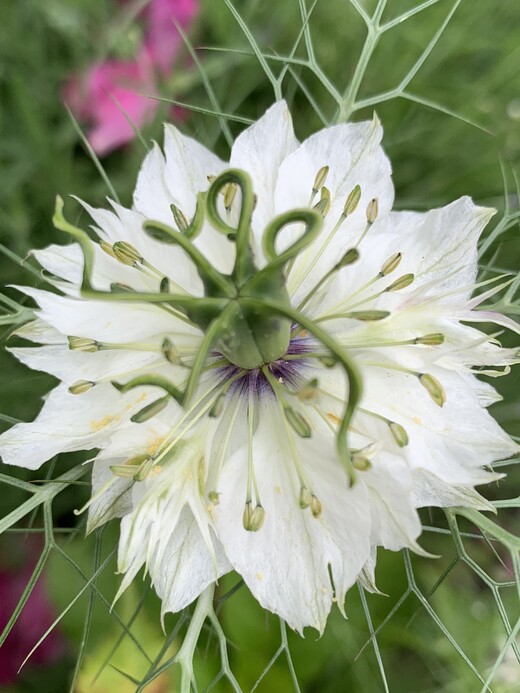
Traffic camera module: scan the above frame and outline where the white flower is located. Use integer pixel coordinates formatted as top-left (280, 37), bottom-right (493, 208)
top-left (1, 102), bottom-right (518, 634)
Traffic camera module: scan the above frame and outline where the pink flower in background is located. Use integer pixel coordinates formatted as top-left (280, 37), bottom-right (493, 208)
top-left (64, 0), bottom-right (198, 157)
top-left (0, 540), bottom-right (66, 684)
top-left (142, 0), bottom-right (198, 73)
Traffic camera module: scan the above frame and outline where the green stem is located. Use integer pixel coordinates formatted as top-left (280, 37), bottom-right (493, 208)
top-left (206, 169), bottom-right (256, 286)
top-left (174, 584), bottom-right (215, 693)
top-left (143, 219), bottom-right (233, 296)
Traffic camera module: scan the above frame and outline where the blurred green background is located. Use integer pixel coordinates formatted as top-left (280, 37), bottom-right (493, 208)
top-left (0, 0), bottom-right (519, 691)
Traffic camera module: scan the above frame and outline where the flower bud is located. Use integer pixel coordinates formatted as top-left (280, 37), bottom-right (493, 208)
top-left (112, 241), bottom-right (143, 267)
top-left (418, 373), bottom-right (446, 407)
top-left (68, 380), bottom-right (95, 395)
top-left (386, 273), bottom-right (414, 292)
top-left (343, 185), bottom-right (361, 217)
top-left (380, 252), bottom-right (402, 276)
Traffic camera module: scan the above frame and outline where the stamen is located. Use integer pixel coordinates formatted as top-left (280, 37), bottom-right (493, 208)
top-left (299, 486), bottom-right (312, 509)
top-left (284, 405), bottom-right (312, 438)
top-left (131, 395), bottom-right (170, 423)
top-left (418, 373), bottom-right (446, 407)
top-left (310, 495), bottom-right (322, 518)
top-left (343, 185), bottom-right (361, 218)
top-left (161, 337), bottom-right (183, 365)
top-left (170, 203), bottom-right (189, 233)
top-left (357, 406), bottom-right (410, 448)
top-left (296, 378), bottom-right (319, 401)
top-left (68, 380), bottom-right (95, 394)
top-left (385, 273), bottom-right (414, 292)
top-left (68, 336), bottom-right (99, 352)
top-left (380, 252), bottom-right (402, 276)
top-left (112, 241), bottom-right (143, 267)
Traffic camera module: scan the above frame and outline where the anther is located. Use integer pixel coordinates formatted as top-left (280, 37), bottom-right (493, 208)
top-left (385, 273), bottom-right (414, 292)
top-left (318, 353), bottom-right (336, 368)
top-left (297, 378), bottom-right (319, 402)
top-left (209, 392), bottom-right (226, 418)
top-left (160, 276), bottom-right (170, 293)
top-left (299, 486), bottom-right (312, 509)
top-left (418, 373), bottom-right (446, 407)
top-left (414, 333), bottom-right (445, 346)
top-left (131, 396), bottom-right (169, 423)
top-left (242, 501), bottom-right (253, 531)
top-left (223, 183), bottom-right (238, 211)
top-left (68, 380), bottom-right (95, 394)
top-left (284, 406), bottom-right (312, 438)
top-left (208, 491), bottom-right (220, 505)
top-left (342, 185), bottom-right (361, 218)
top-left (110, 282), bottom-right (135, 293)
top-left (346, 310), bottom-right (390, 321)
top-left (310, 495), bottom-right (322, 518)
top-left (170, 203), bottom-right (189, 233)
top-left (68, 336), bottom-right (99, 352)
top-left (99, 240), bottom-right (117, 258)
top-left (161, 337), bottom-right (182, 365)
top-left (366, 198), bottom-right (379, 224)
top-left (112, 241), bottom-right (143, 267)
top-left (312, 165), bottom-right (329, 195)
top-left (250, 505), bottom-right (265, 531)
top-left (335, 247), bottom-right (360, 269)
top-left (380, 252), bottom-right (402, 276)
top-left (388, 421), bottom-right (409, 447)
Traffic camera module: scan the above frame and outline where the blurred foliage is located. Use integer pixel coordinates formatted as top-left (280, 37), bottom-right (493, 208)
top-left (0, 0), bottom-right (519, 691)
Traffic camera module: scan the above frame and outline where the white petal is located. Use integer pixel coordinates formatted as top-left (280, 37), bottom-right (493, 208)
top-left (87, 456), bottom-right (134, 532)
top-left (9, 344), bottom-right (161, 385)
top-left (153, 508), bottom-right (230, 617)
top-left (412, 469), bottom-right (495, 512)
top-left (363, 455), bottom-right (422, 551)
top-left (0, 383), bottom-right (157, 469)
top-left (214, 409), bottom-right (371, 634)
top-left (275, 116), bottom-right (394, 303)
top-left (230, 101), bottom-right (298, 240)
top-left (15, 286), bottom-right (184, 342)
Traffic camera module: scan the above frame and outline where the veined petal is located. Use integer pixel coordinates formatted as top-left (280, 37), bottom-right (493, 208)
top-left (215, 409), bottom-right (371, 634)
top-left (0, 382), bottom-right (157, 469)
top-left (231, 100), bottom-right (298, 243)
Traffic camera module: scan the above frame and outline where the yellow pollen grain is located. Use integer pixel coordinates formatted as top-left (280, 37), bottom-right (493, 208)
top-left (413, 416), bottom-right (422, 425)
top-left (90, 415), bottom-right (115, 431)
top-left (332, 597), bottom-right (337, 603)
top-left (275, 485), bottom-right (282, 495)
top-left (327, 412), bottom-right (341, 426)
top-left (256, 572), bottom-right (264, 581)
top-left (151, 465), bottom-right (162, 477)
top-left (322, 587), bottom-right (328, 594)
top-left (299, 330), bottom-right (309, 338)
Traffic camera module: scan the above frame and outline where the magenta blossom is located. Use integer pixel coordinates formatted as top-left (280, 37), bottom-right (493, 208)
top-left (0, 540), bottom-right (66, 684)
top-left (64, 0), bottom-right (198, 156)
